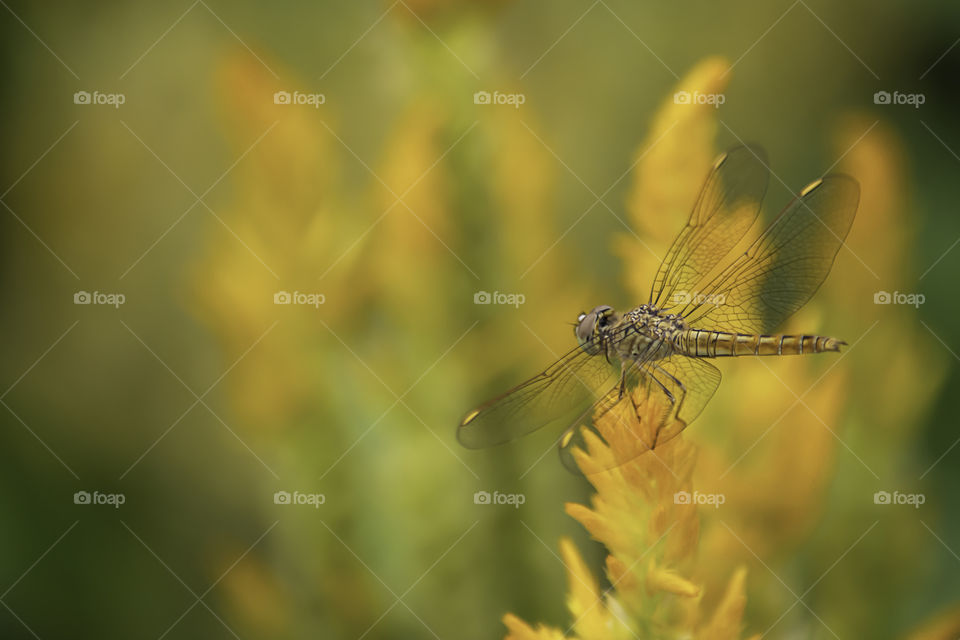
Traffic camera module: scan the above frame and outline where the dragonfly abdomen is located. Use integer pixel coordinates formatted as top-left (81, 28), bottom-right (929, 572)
top-left (675, 329), bottom-right (844, 357)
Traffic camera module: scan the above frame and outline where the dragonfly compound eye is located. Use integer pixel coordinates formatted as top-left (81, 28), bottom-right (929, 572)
top-left (574, 305), bottom-right (614, 355)
top-left (575, 311), bottom-right (598, 349)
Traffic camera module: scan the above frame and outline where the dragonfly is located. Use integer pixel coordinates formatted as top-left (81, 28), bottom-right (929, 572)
top-left (458, 145), bottom-right (859, 472)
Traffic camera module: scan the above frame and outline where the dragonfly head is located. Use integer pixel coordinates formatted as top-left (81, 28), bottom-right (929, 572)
top-left (575, 305), bottom-right (617, 354)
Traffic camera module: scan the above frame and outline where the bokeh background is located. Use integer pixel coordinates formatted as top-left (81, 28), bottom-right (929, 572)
top-left (1, 1), bottom-right (959, 638)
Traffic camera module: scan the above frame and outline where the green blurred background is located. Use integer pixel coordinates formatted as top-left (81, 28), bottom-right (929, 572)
top-left (1, 1), bottom-right (959, 638)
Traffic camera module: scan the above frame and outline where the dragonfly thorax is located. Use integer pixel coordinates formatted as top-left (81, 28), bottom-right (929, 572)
top-left (574, 303), bottom-right (688, 362)
top-left (625, 305), bottom-right (687, 335)
top-left (613, 305), bottom-right (689, 362)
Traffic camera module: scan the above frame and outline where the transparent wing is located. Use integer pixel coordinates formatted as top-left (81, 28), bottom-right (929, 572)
top-left (558, 355), bottom-right (721, 474)
top-left (457, 338), bottom-right (620, 449)
top-left (649, 145), bottom-right (770, 310)
top-left (557, 383), bottom-right (629, 473)
top-left (679, 175), bottom-right (860, 333)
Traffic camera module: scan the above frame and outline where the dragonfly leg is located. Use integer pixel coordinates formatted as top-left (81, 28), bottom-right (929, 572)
top-left (618, 359), bottom-right (644, 400)
top-left (651, 362), bottom-right (686, 394)
top-left (644, 365), bottom-right (676, 405)
top-left (650, 362), bottom-right (688, 416)
top-left (643, 363), bottom-right (696, 448)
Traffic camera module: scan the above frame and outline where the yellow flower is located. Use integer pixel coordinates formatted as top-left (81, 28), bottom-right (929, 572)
top-left (505, 379), bottom-right (753, 639)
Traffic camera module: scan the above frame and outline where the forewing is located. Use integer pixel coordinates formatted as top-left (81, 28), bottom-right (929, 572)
top-left (457, 341), bottom-right (618, 449)
top-left (680, 175), bottom-right (859, 333)
top-left (650, 145), bottom-right (770, 310)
